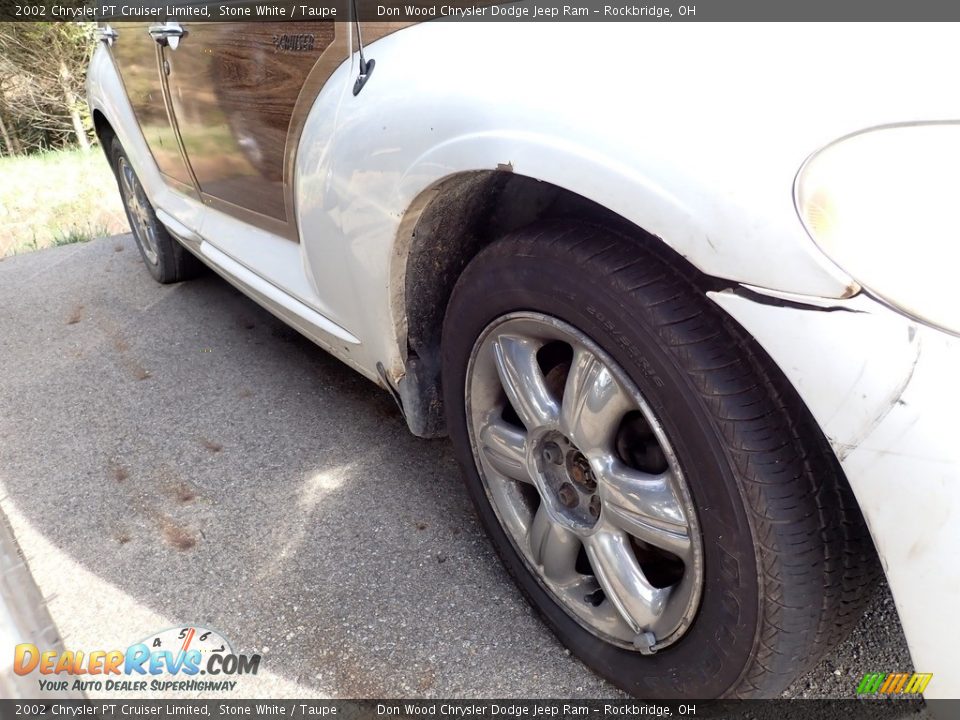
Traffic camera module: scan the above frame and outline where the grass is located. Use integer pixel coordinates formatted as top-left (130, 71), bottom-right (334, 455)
top-left (0, 148), bottom-right (129, 258)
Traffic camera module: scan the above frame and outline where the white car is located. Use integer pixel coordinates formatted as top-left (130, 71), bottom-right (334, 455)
top-left (86, 18), bottom-right (959, 699)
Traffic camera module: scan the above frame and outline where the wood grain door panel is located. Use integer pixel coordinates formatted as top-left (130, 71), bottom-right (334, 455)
top-left (109, 22), bottom-right (195, 192)
top-left (164, 22), bottom-right (343, 234)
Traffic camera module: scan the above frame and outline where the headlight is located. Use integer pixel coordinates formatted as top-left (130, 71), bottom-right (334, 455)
top-left (795, 123), bottom-right (960, 335)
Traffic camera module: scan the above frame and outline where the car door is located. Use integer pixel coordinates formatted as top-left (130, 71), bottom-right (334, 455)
top-left (156, 15), bottom-right (349, 240)
top-left (108, 22), bottom-right (197, 196)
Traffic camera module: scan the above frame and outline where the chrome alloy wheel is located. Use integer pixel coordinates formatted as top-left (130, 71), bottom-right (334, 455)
top-left (466, 313), bottom-right (703, 653)
top-left (117, 156), bottom-right (160, 266)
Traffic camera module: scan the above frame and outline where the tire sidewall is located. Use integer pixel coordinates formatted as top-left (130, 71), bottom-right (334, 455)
top-left (109, 138), bottom-right (167, 281)
top-left (442, 242), bottom-right (762, 699)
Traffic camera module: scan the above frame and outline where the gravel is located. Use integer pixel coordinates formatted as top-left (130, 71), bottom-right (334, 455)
top-left (0, 236), bottom-right (916, 701)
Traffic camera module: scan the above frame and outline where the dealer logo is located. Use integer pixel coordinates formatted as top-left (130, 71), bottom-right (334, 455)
top-left (856, 672), bottom-right (932, 696)
top-left (14, 625), bottom-right (261, 693)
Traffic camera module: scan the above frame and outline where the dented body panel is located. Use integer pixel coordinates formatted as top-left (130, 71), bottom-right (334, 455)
top-left (838, 326), bottom-right (960, 700)
top-left (713, 291), bottom-right (960, 698)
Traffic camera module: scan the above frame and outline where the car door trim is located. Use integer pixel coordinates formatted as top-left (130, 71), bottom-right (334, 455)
top-left (198, 241), bottom-right (361, 345)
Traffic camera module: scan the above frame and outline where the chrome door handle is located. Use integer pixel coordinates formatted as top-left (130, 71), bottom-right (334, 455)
top-left (97, 24), bottom-right (119, 46)
top-left (148, 23), bottom-right (185, 49)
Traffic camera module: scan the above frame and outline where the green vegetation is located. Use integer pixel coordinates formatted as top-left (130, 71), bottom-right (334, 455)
top-left (0, 22), bottom-right (95, 155)
top-left (0, 148), bottom-right (128, 257)
top-left (0, 23), bottom-right (118, 256)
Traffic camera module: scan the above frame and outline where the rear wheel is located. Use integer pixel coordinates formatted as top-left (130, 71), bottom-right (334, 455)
top-left (441, 221), bottom-right (877, 698)
top-left (109, 136), bottom-right (203, 284)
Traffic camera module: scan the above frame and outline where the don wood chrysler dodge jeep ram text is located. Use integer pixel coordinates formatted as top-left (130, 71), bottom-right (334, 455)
top-left (86, 18), bottom-right (960, 699)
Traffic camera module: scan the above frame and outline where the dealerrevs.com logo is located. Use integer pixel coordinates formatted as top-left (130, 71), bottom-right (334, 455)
top-left (14, 625), bottom-right (261, 693)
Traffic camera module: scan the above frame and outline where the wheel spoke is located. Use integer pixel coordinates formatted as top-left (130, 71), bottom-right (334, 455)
top-left (491, 333), bottom-right (559, 431)
top-left (529, 504), bottom-right (581, 583)
top-left (584, 528), bottom-right (669, 633)
top-left (596, 459), bottom-right (691, 557)
top-left (560, 346), bottom-right (633, 453)
top-left (479, 419), bottom-right (531, 483)
top-left (486, 478), bottom-right (535, 542)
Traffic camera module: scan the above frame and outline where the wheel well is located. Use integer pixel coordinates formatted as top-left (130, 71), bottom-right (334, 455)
top-left (92, 110), bottom-right (115, 158)
top-left (397, 170), bottom-right (703, 438)
top-left (395, 170), bottom-right (880, 604)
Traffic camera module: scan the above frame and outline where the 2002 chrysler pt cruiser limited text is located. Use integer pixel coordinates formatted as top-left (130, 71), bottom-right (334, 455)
top-left (86, 17), bottom-right (960, 698)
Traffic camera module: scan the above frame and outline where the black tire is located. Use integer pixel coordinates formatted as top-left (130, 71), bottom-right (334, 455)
top-left (441, 221), bottom-right (878, 699)
top-left (109, 136), bottom-right (204, 284)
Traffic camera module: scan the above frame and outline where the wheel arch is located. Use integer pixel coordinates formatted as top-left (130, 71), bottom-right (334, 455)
top-left (390, 174), bottom-right (886, 653)
top-left (391, 169), bottom-right (710, 439)
top-left (92, 109), bottom-right (114, 145)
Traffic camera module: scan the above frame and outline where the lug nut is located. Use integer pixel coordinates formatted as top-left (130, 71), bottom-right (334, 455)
top-left (557, 482), bottom-right (579, 508)
top-left (542, 441), bottom-right (563, 465)
top-left (571, 454), bottom-right (597, 491)
top-left (589, 495), bottom-right (601, 518)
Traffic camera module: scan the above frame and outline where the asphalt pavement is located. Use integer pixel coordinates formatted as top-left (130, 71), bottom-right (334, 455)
top-left (0, 235), bottom-right (916, 701)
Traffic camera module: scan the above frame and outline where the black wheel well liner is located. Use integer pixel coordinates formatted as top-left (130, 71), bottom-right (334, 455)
top-left (91, 109), bottom-right (116, 159)
top-left (397, 170), bottom-right (705, 438)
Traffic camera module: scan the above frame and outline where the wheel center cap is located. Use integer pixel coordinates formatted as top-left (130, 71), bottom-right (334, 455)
top-left (536, 433), bottom-right (601, 531)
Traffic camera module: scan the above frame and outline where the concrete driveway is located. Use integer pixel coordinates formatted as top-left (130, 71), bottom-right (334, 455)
top-left (0, 235), bottom-right (914, 700)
